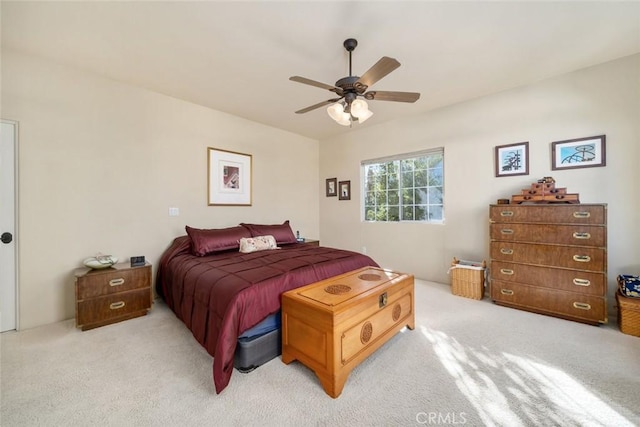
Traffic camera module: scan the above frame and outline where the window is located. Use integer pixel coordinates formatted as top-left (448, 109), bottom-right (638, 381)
top-left (362, 148), bottom-right (444, 222)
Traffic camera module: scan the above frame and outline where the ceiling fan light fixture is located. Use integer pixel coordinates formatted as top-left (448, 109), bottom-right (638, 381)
top-left (350, 99), bottom-right (369, 118)
top-left (356, 108), bottom-right (373, 123)
top-left (336, 113), bottom-right (351, 126)
top-left (327, 102), bottom-right (345, 121)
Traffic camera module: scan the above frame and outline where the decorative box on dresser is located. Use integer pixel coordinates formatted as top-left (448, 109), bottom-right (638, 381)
top-left (489, 204), bottom-right (607, 325)
top-left (75, 262), bottom-right (152, 331)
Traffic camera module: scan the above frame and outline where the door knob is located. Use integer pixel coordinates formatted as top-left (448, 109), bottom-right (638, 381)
top-left (1, 232), bottom-right (13, 244)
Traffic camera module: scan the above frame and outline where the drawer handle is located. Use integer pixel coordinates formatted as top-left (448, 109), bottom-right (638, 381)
top-left (573, 211), bottom-right (591, 218)
top-left (572, 232), bottom-right (591, 239)
top-left (110, 301), bottom-right (126, 310)
top-left (500, 268), bottom-right (514, 275)
top-left (109, 278), bottom-right (125, 286)
top-left (501, 289), bottom-right (514, 296)
top-left (500, 229), bottom-right (514, 235)
top-left (573, 255), bottom-right (591, 263)
top-left (573, 278), bottom-right (591, 287)
top-left (500, 248), bottom-right (514, 255)
top-left (555, 195), bottom-right (565, 200)
top-left (573, 302), bottom-right (591, 310)
top-left (500, 211), bottom-right (514, 217)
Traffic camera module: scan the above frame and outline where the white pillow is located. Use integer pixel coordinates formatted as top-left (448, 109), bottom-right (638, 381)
top-left (239, 235), bottom-right (279, 253)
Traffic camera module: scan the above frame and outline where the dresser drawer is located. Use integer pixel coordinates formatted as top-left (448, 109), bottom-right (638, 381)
top-left (490, 204), bottom-right (606, 225)
top-left (490, 241), bottom-right (606, 272)
top-left (490, 261), bottom-right (606, 296)
top-left (76, 288), bottom-right (151, 327)
top-left (76, 265), bottom-right (151, 299)
top-left (490, 223), bottom-right (606, 247)
top-left (491, 280), bottom-right (606, 324)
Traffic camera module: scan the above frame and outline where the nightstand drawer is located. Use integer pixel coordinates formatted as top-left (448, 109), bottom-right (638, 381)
top-left (76, 265), bottom-right (151, 299)
top-left (76, 288), bottom-right (151, 327)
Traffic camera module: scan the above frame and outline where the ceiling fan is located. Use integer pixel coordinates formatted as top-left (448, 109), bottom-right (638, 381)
top-left (290, 38), bottom-right (420, 126)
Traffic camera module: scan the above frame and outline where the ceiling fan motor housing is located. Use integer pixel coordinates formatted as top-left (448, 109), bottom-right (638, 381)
top-left (335, 76), bottom-right (362, 93)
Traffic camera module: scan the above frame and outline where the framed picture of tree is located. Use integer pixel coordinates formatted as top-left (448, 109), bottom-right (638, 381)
top-left (495, 142), bottom-right (529, 177)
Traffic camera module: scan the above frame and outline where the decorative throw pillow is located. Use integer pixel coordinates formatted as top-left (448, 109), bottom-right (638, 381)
top-left (185, 225), bottom-right (251, 256)
top-left (240, 220), bottom-right (297, 245)
top-left (239, 235), bottom-right (279, 253)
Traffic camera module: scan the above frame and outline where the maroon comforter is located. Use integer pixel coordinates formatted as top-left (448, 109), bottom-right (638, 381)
top-left (156, 236), bottom-right (378, 393)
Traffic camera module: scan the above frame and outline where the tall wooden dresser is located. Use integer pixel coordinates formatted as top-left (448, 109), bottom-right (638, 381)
top-left (489, 204), bottom-right (607, 325)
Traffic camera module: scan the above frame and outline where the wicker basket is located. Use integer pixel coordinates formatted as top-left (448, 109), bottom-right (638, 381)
top-left (616, 292), bottom-right (640, 337)
top-left (450, 258), bottom-right (486, 300)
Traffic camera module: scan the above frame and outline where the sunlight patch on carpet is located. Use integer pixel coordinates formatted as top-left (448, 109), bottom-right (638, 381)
top-left (420, 325), bottom-right (634, 426)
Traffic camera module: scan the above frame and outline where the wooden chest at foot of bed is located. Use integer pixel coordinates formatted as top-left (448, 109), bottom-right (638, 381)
top-left (281, 267), bottom-right (414, 398)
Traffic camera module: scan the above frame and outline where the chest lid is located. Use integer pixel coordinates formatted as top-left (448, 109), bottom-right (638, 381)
top-left (294, 267), bottom-right (402, 307)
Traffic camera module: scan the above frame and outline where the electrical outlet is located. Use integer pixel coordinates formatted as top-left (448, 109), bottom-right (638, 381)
top-left (168, 207), bottom-right (179, 217)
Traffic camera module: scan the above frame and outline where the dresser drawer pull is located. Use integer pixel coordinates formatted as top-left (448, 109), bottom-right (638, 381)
top-left (500, 289), bottom-right (514, 296)
top-left (500, 248), bottom-right (514, 255)
top-left (573, 302), bottom-right (591, 310)
top-left (500, 211), bottom-right (514, 217)
top-left (573, 211), bottom-right (591, 218)
top-left (109, 278), bottom-right (125, 287)
top-left (572, 232), bottom-right (591, 240)
top-left (500, 229), bottom-right (514, 235)
top-left (109, 301), bottom-right (126, 310)
top-left (573, 278), bottom-right (591, 287)
top-left (500, 269), bottom-right (514, 275)
top-left (573, 255), bottom-right (591, 263)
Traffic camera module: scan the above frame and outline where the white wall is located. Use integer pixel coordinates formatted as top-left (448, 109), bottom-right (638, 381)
top-left (319, 54), bottom-right (640, 312)
top-left (2, 50), bottom-right (319, 329)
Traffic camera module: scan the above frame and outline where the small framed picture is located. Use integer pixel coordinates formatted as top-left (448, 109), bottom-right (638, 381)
top-left (551, 135), bottom-right (606, 170)
top-left (338, 180), bottom-right (351, 200)
top-left (326, 178), bottom-right (337, 197)
top-left (495, 142), bottom-right (529, 177)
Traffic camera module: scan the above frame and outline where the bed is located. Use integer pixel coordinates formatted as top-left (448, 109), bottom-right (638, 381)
top-left (155, 221), bottom-right (378, 393)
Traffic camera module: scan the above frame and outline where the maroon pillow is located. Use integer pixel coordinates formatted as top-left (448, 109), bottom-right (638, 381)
top-left (240, 220), bottom-right (297, 245)
top-left (185, 225), bottom-right (251, 256)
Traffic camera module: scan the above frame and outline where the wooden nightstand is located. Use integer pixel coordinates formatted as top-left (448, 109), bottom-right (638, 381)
top-left (75, 262), bottom-right (152, 331)
top-left (299, 239), bottom-right (319, 246)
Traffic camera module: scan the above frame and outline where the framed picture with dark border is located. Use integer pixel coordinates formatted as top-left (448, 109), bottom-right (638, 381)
top-left (551, 135), bottom-right (606, 170)
top-left (326, 178), bottom-right (337, 197)
top-left (338, 180), bottom-right (351, 200)
top-left (495, 142), bottom-right (529, 177)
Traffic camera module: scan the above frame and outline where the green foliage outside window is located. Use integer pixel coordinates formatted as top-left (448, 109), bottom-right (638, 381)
top-left (364, 151), bottom-right (443, 222)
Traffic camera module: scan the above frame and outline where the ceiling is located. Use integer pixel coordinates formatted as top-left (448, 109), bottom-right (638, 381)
top-left (2, 1), bottom-right (640, 141)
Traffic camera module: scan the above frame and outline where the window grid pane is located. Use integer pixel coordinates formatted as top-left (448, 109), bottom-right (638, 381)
top-left (363, 151), bottom-right (444, 223)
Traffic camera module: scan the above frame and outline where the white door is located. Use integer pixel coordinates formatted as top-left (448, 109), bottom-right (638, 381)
top-left (1, 120), bottom-right (17, 332)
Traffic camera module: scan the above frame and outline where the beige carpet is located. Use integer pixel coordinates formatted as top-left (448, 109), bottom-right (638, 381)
top-left (2, 279), bottom-right (639, 426)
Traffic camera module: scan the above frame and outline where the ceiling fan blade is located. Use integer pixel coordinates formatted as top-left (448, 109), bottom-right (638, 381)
top-left (295, 98), bottom-right (341, 114)
top-left (355, 57), bottom-right (401, 91)
top-left (290, 76), bottom-right (342, 94)
top-left (364, 91), bottom-right (421, 103)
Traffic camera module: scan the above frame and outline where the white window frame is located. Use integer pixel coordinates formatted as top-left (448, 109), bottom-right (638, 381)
top-left (361, 148), bottom-right (444, 223)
